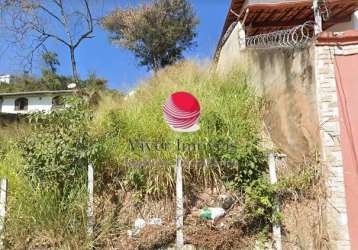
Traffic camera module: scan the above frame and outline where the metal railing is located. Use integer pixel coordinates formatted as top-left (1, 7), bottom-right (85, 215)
top-left (246, 21), bottom-right (315, 49)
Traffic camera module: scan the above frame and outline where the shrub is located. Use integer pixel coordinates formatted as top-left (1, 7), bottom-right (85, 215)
top-left (0, 99), bottom-right (91, 248)
top-left (244, 177), bottom-right (282, 232)
top-left (19, 97), bottom-right (102, 192)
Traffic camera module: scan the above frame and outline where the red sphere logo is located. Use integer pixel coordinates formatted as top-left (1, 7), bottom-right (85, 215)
top-left (163, 91), bottom-right (201, 132)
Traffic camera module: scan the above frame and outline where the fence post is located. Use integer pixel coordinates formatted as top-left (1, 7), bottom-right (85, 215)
top-left (0, 179), bottom-right (8, 250)
top-left (313, 0), bottom-right (322, 35)
top-left (176, 157), bottom-right (184, 249)
top-left (87, 164), bottom-right (94, 239)
top-left (268, 153), bottom-right (282, 250)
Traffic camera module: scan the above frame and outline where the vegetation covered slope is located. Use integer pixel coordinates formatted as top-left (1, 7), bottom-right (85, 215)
top-left (95, 62), bottom-right (266, 198)
top-left (0, 62), bottom-right (322, 249)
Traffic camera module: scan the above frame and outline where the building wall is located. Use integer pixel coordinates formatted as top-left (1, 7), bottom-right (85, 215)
top-left (1, 95), bottom-right (54, 113)
top-left (0, 75), bottom-right (13, 84)
top-left (328, 22), bottom-right (355, 32)
top-left (217, 24), bottom-right (320, 164)
top-left (216, 20), bottom-right (355, 249)
top-left (327, 11), bottom-right (358, 32)
top-left (0, 113), bottom-right (25, 126)
top-left (216, 22), bottom-right (245, 74)
top-left (246, 47), bottom-right (320, 164)
top-left (315, 44), bottom-right (358, 250)
top-left (335, 53), bottom-right (358, 250)
top-left (244, 0), bottom-right (310, 5)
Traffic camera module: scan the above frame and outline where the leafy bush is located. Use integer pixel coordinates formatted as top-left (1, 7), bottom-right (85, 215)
top-left (243, 158), bottom-right (320, 234)
top-left (19, 97), bottom-right (102, 191)
top-left (244, 177), bottom-right (282, 231)
top-left (0, 99), bottom-right (92, 248)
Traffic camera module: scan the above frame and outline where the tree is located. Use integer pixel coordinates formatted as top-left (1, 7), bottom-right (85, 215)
top-left (42, 51), bottom-right (60, 74)
top-left (102, 0), bottom-right (198, 72)
top-left (0, 0), bottom-right (96, 82)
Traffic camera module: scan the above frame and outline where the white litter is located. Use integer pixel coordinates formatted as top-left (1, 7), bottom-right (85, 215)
top-left (129, 217), bottom-right (163, 237)
top-left (134, 218), bottom-right (146, 230)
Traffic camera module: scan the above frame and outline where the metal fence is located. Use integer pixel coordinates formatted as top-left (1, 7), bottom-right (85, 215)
top-left (246, 21), bottom-right (315, 49)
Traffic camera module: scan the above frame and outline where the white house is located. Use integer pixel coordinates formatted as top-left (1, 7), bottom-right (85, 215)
top-left (0, 90), bottom-right (74, 114)
top-left (0, 75), bottom-right (14, 84)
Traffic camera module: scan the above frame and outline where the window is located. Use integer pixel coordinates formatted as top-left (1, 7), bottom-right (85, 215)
top-left (52, 96), bottom-right (64, 109)
top-left (14, 97), bottom-right (28, 111)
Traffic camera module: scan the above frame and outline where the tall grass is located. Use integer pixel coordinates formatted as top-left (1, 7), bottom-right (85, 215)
top-left (0, 111), bottom-right (90, 249)
top-left (0, 61), bottom-right (267, 248)
top-left (0, 144), bottom-right (89, 249)
top-left (94, 61), bottom-right (266, 198)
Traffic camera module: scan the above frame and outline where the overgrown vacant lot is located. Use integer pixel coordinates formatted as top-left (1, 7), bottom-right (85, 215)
top-left (0, 62), bottom-right (324, 249)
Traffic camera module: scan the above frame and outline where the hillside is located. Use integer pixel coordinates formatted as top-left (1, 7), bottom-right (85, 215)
top-left (0, 62), bottom-right (325, 249)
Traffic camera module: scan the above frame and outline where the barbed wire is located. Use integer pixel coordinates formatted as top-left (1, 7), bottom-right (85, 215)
top-left (246, 21), bottom-right (315, 49)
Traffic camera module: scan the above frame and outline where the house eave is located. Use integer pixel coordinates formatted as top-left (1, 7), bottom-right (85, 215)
top-left (214, 0), bottom-right (358, 61)
top-left (0, 90), bottom-right (75, 98)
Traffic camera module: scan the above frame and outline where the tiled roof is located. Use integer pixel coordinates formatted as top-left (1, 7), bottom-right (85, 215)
top-left (215, 0), bottom-right (358, 58)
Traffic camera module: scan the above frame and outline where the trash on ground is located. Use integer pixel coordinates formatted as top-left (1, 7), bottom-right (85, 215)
top-left (148, 218), bottom-right (162, 225)
top-left (129, 217), bottom-right (163, 237)
top-left (199, 207), bottom-right (225, 221)
top-left (134, 218), bottom-right (146, 230)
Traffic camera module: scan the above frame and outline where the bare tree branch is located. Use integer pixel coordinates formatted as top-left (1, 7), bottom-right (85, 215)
top-left (31, 24), bottom-right (71, 47)
top-left (25, 34), bottom-right (49, 72)
top-left (36, 4), bottom-right (64, 26)
top-left (57, 0), bottom-right (74, 45)
top-left (0, 0), bottom-right (99, 81)
top-left (73, 0), bottom-right (94, 49)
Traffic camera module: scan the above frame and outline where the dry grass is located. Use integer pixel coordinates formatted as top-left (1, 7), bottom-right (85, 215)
top-left (0, 60), bottom-right (330, 249)
top-left (277, 152), bottom-right (331, 250)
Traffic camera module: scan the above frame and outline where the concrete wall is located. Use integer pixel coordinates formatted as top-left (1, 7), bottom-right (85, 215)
top-left (217, 24), bottom-right (320, 163)
top-left (244, 0), bottom-right (308, 4)
top-left (327, 11), bottom-right (358, 32)
top-left (1, 95), bottom-right (54, 114)
top-left (328, 22), bottom-right (355, 32)
top-left (247, 48), bottom-right (320, 163)
top-left (216, 23), bottom-right (245, 74)
top-left (0, 75), bottom-right (13, 84)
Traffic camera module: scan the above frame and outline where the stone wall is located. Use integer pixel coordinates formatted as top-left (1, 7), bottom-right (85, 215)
top-left (314, 44), bottom-right (358, 250)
